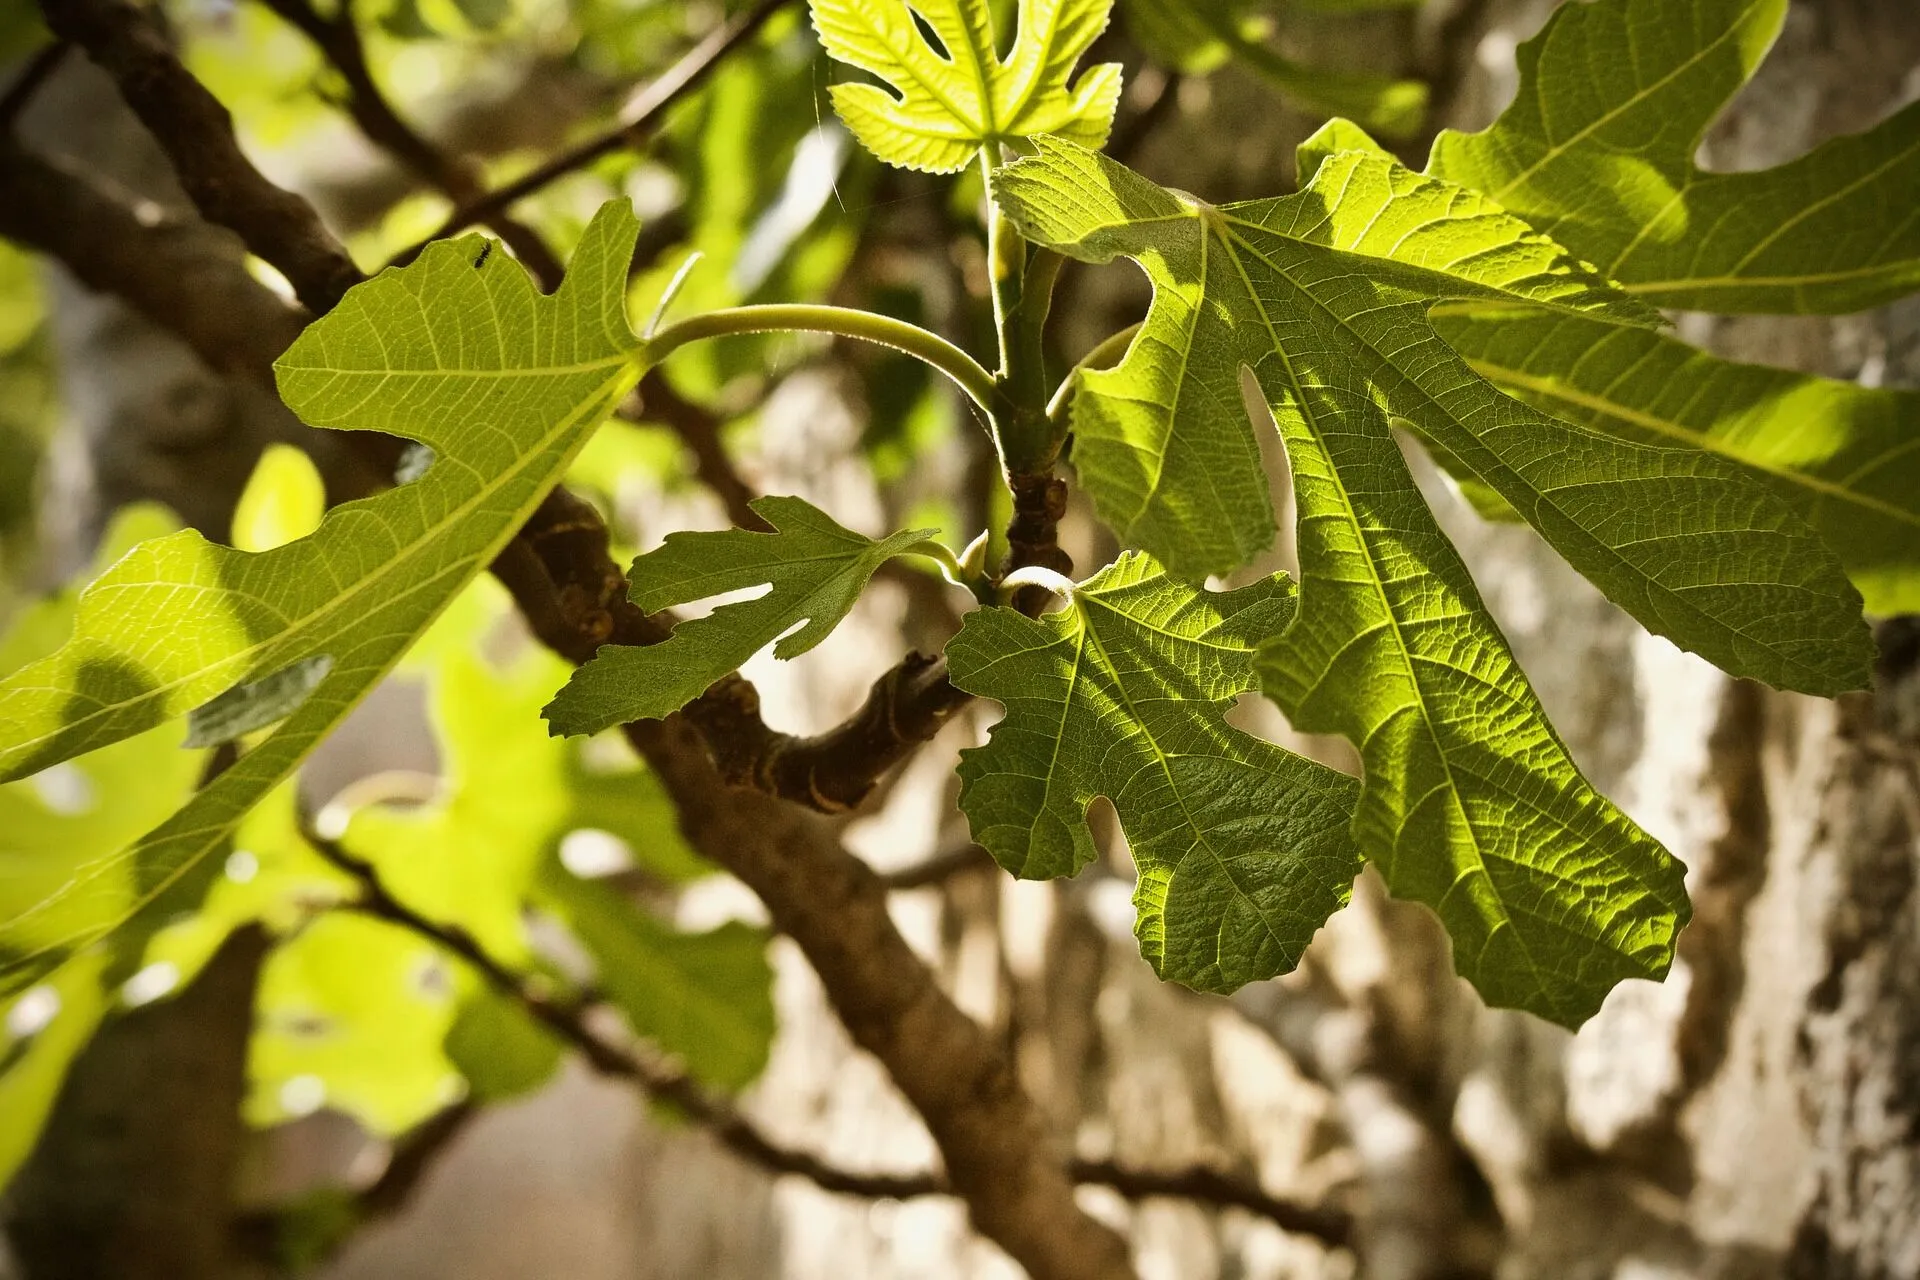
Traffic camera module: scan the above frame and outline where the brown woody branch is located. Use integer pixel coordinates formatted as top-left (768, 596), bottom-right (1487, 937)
top-left (0, 138), bottom-right (305, 385)
top-left (627, 716), bottom-right (1136, 1278)
top-left (11, 12), bottom-right (1169, 1274)
top-left (310, 828), bottom-right (1347, 1244)
top-left (0, 39), bottom-right (69, 127)
top-left (34, 0), bottom-right (975, 814)
top-left (881, 843), bottom-right (995, 891)
top-left (39, 0), bottom-right (364, 314)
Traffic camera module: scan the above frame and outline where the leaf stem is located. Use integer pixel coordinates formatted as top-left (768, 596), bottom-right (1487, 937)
top-left (982, 149), bottom-right (1065, 475)
top-left (644, 304), bottom-right (996, 411)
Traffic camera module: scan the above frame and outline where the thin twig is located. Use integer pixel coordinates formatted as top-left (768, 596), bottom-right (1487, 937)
top-left (390, 0), bottom-right (794, 267)
top-left (1070, 1159), bottom-right (1353, 1246)
top-left (0, 40), bottom-right (69, 130)
top-left (305, 829), bottom-right (1347, 1241)
top-left (254, 0), bottom-right (564, 288)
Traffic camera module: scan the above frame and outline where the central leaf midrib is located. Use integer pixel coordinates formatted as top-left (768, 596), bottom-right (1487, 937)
top-left (1222, 224), bottom-right (1828, 684)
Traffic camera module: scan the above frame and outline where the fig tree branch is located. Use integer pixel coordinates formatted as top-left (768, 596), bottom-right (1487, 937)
top-left (38, 0), bottom-right (364, 313)
top-left (389, 0), bottom-right (795, 266)
top-left (0, 39), bottom-right (69, 128)
top-left (307, 827), bottom-right (1349, 1245)
top-left (251, 0), bottom-right (564, 287)
top-left (15, 10), bottom-right (1145, 1275)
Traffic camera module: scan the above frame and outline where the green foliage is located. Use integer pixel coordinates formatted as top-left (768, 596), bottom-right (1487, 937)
top-left (810, 0), bottom-right (1123, 172)
top-left (538, 868), bottom-right (774, 1090)
top-left (1438, 310), bottom-right (1920, 617)
top-left (332, 586), bottom-right (771, 1091)
top-left (1426, 0), bottom-right (1920, 314)
top-left (247, 912), bottom-right (468, 1134)
top-left (0, 508), bottom-right (201, 1187)
top-left (948, 554), bottom-right (1360, 992)
top-left (2, 0), bottom-right (1912, 1146)
top-left (547, 495), bottom-right (937, 735)
top-left (1119, 0), bottom-right (1425, 138)
top-left (445, 987), bottom-right (562, 1102)
top-left (637, 22), bottom-right (873, 401)
top-left (988, 134), bottom-right (1877, 1022)
top-left (0, 201), bottom-right (647, 991)
top-left (996, 136), bottom-right (1869, 695)
top-left (0, 955), bottom-right (109, 1189)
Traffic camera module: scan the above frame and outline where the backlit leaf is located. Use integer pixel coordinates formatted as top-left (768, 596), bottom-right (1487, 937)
top-left (994, 136), bottom-right (1871, 696)
top-left (991, 136), bottom-right (1746, 1023)
top-left (810, 0), bottom-right (1122, 172)
top-left (1426, 0), bottom-right (1920, 314)
top-left (0, 201), bottom-right (647, 990)
top-left (1438, 309), bottom-right (1920, 617)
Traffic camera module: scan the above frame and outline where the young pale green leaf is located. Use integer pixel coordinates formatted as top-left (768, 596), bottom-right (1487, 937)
top-left (1426, 0), bottom-right (1920, 314)
top-left (0, 509), bottom-right (202, 1186)
top-left (546, 496), bottom-right (936, 736)
top-left (810, 0), bottom-right (1122, 172)
top-left (1119, 0), bottom-right (1425, 138)
top-left (1439, 310), bottom-right (1920, 618)
top-left (0, 201), bottom-right (646, 991)
top-left (995, 137), bottom-right (1872, 696)
top-left (947, 553), bottom-right (1361, 993)
top-left (325, 584), bottom-right (765, 1090)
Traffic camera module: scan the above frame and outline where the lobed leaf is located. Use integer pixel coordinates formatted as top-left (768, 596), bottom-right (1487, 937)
top-left (1426, 0), bottom-right (1920, 314)
top-left (1250, 383), bottom-right (1691, 1026)
top-left (994, 136), bottom-right (1871, 696)
top-left (546, 495), bottom-right (935, 736)
top-left (0, 201), bottom-right (647, 991)
top-left (810, 0), bottom-right (1122, 172)
top-left (992, 137), bottom-right (1763, 1023)
top-left (947, 553), bottom-right (1361, 993)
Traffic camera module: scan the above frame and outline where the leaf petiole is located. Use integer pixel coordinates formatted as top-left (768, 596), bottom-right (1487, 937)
top-left (998, 564), bottom-right (1076, 601)
top-left (643, 305), bottom-right (996, 411)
